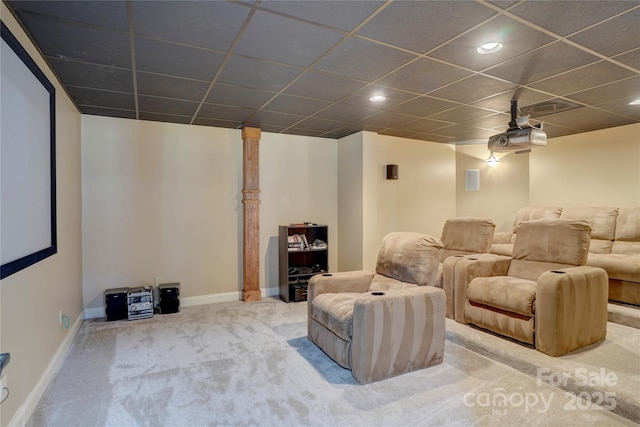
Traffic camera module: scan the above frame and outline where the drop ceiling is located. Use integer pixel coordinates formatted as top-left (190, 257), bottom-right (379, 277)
top-left (4, 0), bottom-right (640, 143)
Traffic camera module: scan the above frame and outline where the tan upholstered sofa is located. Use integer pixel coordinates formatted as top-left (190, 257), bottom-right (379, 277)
top-left (492, 207), bottom-right (640, 306)
top-left (452, 219), bottom-right (609, 356)
top-left (307, 232), bottom-right (446, 384)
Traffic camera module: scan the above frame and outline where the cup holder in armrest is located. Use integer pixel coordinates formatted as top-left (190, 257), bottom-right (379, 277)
top-left (551, 270), bottom-right (566, 274)
top-left (321, 273), bottom-right (333, 277)
top-left (467, 257), bottom-right (478, 260)
top-left (371, 292), bottom-right (385, 296)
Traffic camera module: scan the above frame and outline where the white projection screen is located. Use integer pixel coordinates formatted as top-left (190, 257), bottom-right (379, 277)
top-left (1, 22), bottom-right (56, 279)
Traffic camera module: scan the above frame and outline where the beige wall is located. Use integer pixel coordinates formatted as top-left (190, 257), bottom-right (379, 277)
top-left (0, 3), bottom-right (83, 424)
top-left (377, 134), bottom-right (456, 238)
top-left (81, 117), bottom-right (339, 305)
top-left (530, 123), bottom-right (640, 208)
top-left (337, 132), bottom-right (364, 271)
top-left (82, 117), bottom-right (242, 307)
top-left (455, 123), bottom-right (640, 232)
top-left (455, 144), bottom-right (529, 232)
top-left (259, 132), bottom-right (338, 290)
top-left (337, 132), bottom-right (457, 271)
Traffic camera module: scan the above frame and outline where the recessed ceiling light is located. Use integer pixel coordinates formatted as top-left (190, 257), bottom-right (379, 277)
top-left (477, 42), bottom-right (503, 54)
top-left (629, 99), bottom-right (640, 105)
top-left (369, 95), bottom-right (386, 102)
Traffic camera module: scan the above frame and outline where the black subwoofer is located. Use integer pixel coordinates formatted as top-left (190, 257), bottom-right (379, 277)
top-left (105, 287), bottom-right (129, 321)
top-left (159, 283), bottom-right (180, 314)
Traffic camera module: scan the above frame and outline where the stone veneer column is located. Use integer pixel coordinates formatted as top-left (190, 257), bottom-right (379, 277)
top-left (242, 127), bottom-right (261, 302)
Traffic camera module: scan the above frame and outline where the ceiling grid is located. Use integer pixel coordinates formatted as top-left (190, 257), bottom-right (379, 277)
top-left (4, 0), bottom-right (639, 143)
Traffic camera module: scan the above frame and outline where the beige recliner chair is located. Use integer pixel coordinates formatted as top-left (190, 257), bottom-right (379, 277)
top-left (436, 217), bottom-right (496, 318)
top-left (307, 232), bottom-right (445, 384)
top-left (450, 218), bottom-right (609, 356)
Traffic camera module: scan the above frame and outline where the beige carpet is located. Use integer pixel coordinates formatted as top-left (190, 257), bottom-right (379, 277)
top-left (28, 297), bottom-right (639, 426)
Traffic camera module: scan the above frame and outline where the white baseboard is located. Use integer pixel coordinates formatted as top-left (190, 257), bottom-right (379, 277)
top-left (83, 306), bottom-right (105, 320)
top-left (8, 312), bottom-right (83, 427)
top-left (83, 288), bottom-right (281, 320)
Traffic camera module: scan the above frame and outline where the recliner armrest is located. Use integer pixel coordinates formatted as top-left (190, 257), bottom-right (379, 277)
top-left (350, 287), bottom-right (445, 384)
top-left (535, 266), bottom-right (608, 356)
top-left (307, 271), bottom-right (374, 306)
top-left (452, 255), bottom-right (512, 324)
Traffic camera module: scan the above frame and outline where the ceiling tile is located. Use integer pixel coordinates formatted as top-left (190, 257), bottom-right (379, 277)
top-left (134, 37), bottom-right (225, 81)
top-left (324, 129), bottom-right (357, 139)
top-left (569, 8), bottom-right (640, 57)
top-left (357, 1), bottom-right (496, 54)
top-left (292, 117), bottom-right (343, 132)
top-left (8, 0), bottom-right (129, 31)
top-left (284, 70), bottom-right (366, 101)
top-left (136, 72), bottom-right (210, 101)
top-left (193, 118), bottom-right (241, 129)
top-left (388, 96), bottom-right (458, 117)
top-left (462, 113), bottom-right (512, 130)
top-left (530, 61), bottom-right (636, 96)
top-left (566, 77), bottom-right (640, 105)
top-left (80, 106), bottom-right (136, 119)
top-left (139, 112), bottom-right (191, 124)
top-left (259, 1), bottom-right (384, 32)
top-left (47, 57), bottom-right (133, 92)
top-left (138, 96), bottom-right (200, 117)
top-left (197, 104), bottom-right (255, 122)
top-left (314, 103), bottom-right (378, 122)
top-left (205, 85), bottom-right (276, 109)
top-left (263, 95), bottom-right (330, 116)
top-left (379, 129), bottom-right (420, 139)
top-left (400, 118), bottom-right (451, 133)
top-left (377, 58), bottom-right (472, 94)
top-left (67, 86), bottom-right (135, 110)
top-left (595, 97), bottom-right (640, 120)
top-left (483, 42), bottom-right (599, 85)
top-left (471, 88), bottom-right (552, 112)
top-left (509, 1), bottom-right (635, 37)
top-left (411, 133), bottom-right (456, 143)
top-left (131, 1), bottom-right (250, 51)
top-left (542, 124), bottom-right (582, 138)
top-left (257, 124), bottom-right (288, 134)
top-left (282, 128), bottom-right (324, 137)
top-left (360, 112), bottom-right (415, 128)
top-left (16, 11), bottom-right (131, 68)
top-left (541, 107), bottom-right (605, 129)
top-left (217, 55), bottom-right (303, 92)
top-left (244, 110), bottom-right (305, 128)
top-left (428, 75), bottom-right (516, 104)
top-left (433, 125), bottom-right (495, 142)
top-left (428, 15), bottom-right (555, 71)
top-left (314, 36), bottom-right (417, 82)
top-left (233, 9), bottom-right (344, 68)
top-left (339, 85), bottom-right (416, 109)
top-left (612, 48), bottom-right (640, 70)
top-left (428, 105), bottom-right (499, 124)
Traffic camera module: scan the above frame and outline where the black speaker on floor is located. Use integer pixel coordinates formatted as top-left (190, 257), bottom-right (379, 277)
top-left (159, 283), bottom-right (180, 314)
top-left (105, 287), bottom-right (129, 321)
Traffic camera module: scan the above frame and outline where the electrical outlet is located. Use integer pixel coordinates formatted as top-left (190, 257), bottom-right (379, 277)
top-left (58, 310), bottom-right (62, 325)
top-left (154, 276), bottom-right (163, 287)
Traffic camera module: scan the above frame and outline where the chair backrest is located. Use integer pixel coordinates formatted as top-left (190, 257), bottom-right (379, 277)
top-left (560, 207), bottom-right (619, 254)
top-left (509, 206), bottom-right (563, 243)
top-left (376, 232), bottom-right (443, 286)
top-left (612, 207), bottom-right (640, 255)
top-left (508, 219), bottom-right (591, 281)
top-left (439, 217), bottom-right (496, 261)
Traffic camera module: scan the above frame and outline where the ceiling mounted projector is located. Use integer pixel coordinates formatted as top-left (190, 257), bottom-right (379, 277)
top-left (488, 100), bottom-right (547, 153)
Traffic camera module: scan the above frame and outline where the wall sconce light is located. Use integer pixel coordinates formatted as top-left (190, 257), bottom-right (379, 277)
top-left (486, 153), bottom-right (499, 167)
